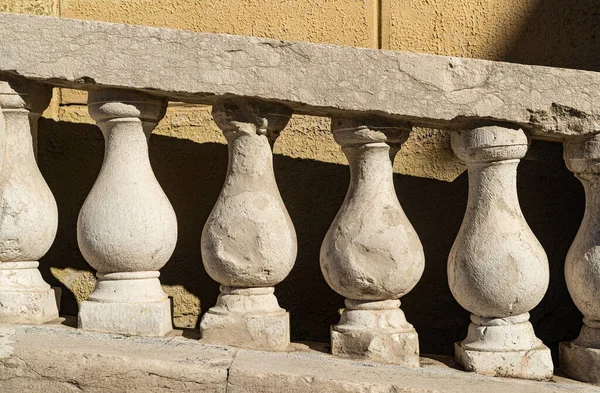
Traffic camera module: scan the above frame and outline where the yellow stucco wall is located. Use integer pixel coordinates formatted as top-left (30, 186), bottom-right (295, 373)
top-left (0, 0), bottom-right (596, 355)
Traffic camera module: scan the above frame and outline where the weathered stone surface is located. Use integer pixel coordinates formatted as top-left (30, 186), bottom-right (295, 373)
top-left (0, 287), bottom-right (59, 324)
top-left (0, 323), bottom-right (234, 392)
top-left (79, 298), bottom-right (172, 337)
top-left (227, 348), bottom-right (595, 393)
top-left (0, 323), bottom-right (596, 393)
top-left (0, 80), bottom-right (59, 324)
top-left (321, 119), bottom-right (424, 365)
top-left (456, 341), bottom-right (553, 381)
top-left (560, 340), bottom-right (600, 385)
top-left (331, 318), bottom-right (419, 366)
top-left (1, 13), bottom-right (600, 139)
top-left (561, 134), bottom-right (600, 384)
top-left (77, 89), bottom-right (177, 336)
top-left (449, 127), bottom-right (552, 380)
top-left (201, 295), bottom-right (290, 350)
top-left (200, 99), bottom-right (296, 350)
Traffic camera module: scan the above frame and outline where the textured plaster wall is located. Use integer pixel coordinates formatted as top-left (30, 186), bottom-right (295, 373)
top-left (1, 0), bottom-right (599, 358)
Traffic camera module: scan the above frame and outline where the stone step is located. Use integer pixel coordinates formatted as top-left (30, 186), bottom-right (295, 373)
top-left (0, 321), bottom-right (597, 393)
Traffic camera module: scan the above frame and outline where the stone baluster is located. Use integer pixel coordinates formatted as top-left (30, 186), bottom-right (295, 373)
top-left (0, 80), bottom-right (59, 324)
top-left (77, 89), bottom-right (177, 337)
top-left (449, 126), bottom-right (553, 380)
top-left (560, 134), bottom-right (600, 383)
top-left (320, 118), bottom-right (425, 366)
top-left (200, 99), bottom-right (296, 351)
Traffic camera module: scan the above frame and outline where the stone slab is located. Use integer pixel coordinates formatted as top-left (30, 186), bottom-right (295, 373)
top-left (0, 322), bottom-right (235, 392)
top-left (78, 299), bottom-right (172, 337)
top-left (560, 341), bottom-right (600, 385)
top-left (227, 347), bottom-right (596, 393)
top-left (0, 322), bottom-right (597, 392)
top-left (1, 13), bottom-right (600, 139)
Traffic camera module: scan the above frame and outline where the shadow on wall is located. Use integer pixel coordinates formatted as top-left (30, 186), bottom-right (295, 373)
top-left (506, 0), bottom-right (600, 71)
top-left (37, 117), bottom-right (584, 358)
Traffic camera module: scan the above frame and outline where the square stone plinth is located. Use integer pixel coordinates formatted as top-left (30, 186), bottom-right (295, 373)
top-left (79, 299), bottom-right (172, 337)
top-left (331, 328), bottom-right (419, 366)
top-left (200, 310), bottom-right (289, 351)
top-left (560, 341), bottom-right (600, 384)
top-left (0, 288), bottom-right (59, 324)
top-left (455, 342), bottom-right (553, 380)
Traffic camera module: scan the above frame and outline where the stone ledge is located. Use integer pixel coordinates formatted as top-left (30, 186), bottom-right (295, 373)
top-left (0, 321), bottom-right (597, 392)
top-left (1, 13), bottom-right (600, 139)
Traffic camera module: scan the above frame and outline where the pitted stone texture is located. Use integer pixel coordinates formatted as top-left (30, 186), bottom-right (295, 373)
top-left (560, 340), bottom-right (600, 384)
top-left (331, 328), bottom-right (419, 366)
top-left (321, 119), bottom-right (423, 366)
top-left (455, 342), bottom-right (553, 381)
top-left (0, 289), bottom-right (58, 324)
top-left (449, 126), bottom-right (552, 380)
top-left (79, 299), bottom-right (171, 337)
top-left (0, 323), bottom-right (597, 393)
top-left (200, 99), bottom-right (295, 351)
top-left (331, 299), bottom-right (419, 366)
top-left (201, 100), bottom-right (296, 289)
top-left (228, 348), bottom-right (593, 393)
top-left (562, 134), bottom-right (600, 384)
top-left (1, 13), bottom-right (600, 139)
top-left (201, 310), bottom-right (289, 351)
top-left (201, 287), bottom-right (289, 350)
top-left (455, 314), bottom-right (553, 380)
top-left (0, 262), bottom-right (59, 323)
top-left (0, 323), bottom-right (234, 392)
top-left (0, 80), bottom-right (58, 324)
top-left (77, 89), bottom-right (175, 337)
top-left (78, 90), bottom-right (175, 275)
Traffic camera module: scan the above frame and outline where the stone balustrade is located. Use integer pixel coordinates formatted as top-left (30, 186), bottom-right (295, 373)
top-left (2, 11), bottom-right (600, 388)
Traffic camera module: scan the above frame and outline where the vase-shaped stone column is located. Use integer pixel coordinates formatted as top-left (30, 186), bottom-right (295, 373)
top-left (320, 118), bottom-right (425, 366)
top-left (560, 134), bottom-right (600, 383)
top-left (200, 99), bottom-right (296, 351)
top-left (0, 80), bottom-right (59, 324)
top-left (449, 126), bottom-right (552, 380)
top-left (78, 89), bottom-right (176, 337)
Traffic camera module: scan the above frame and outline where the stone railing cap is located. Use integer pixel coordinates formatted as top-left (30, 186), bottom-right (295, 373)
top-left (1, 13), bottom-right (600, 140)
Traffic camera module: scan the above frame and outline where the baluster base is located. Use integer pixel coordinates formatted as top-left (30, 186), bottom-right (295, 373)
top-left (78, 271), bottom-right (172, 337)
top-left (330, 299), bottom-right (419, 366)
top-left (455, 314), bottom-right (552, 380)
top-left (0, 290), bottom-right (59, 324)
top-left (560, 323), bottom-right (600, 384)
top-left (200, 286), bottom-right (289, 351)
top-left (0, 262), bottom-right (59, 324)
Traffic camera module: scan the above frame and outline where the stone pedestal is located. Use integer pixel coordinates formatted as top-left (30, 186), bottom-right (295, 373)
top-left (455, 314), bottom-right (552, 380)
top-left (331, 300), bottom-right (419, 366)
top-left (78, 272), bottom-right (171, 336)
top-left (200, 99), bottom-right (296, 351)
top-left (320, 119), bottom-right (424, 366)
top-left (449, 126), bottom-right (552, 380)
top-left (201, 287), bottom-right (289, 350)
top-left (560, 327), bottom-right (600, 385)
top-left (77, 90), bottom-right (177, 337)
top-left (0, 263), bottom-right (59, 324)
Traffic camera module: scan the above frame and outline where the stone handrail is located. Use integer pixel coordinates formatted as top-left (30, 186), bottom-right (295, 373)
top-left (1, 11), bottom-right (600, 388)
top-left (1, 12), bottom-right (600, 139)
